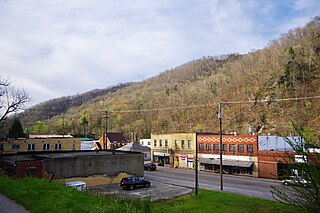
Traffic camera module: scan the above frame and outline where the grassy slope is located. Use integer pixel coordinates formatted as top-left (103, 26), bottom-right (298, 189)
top-left (0, 174), bottom-right (307, 213)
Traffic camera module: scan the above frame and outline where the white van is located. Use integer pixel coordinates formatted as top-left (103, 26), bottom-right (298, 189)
top-left (65, 181), bottom-right (87, 191)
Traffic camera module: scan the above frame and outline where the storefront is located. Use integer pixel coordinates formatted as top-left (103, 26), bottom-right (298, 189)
top-left (153, 152), bottom-right (170, 166)
top-left (200, 158), bottom-right (253, 175)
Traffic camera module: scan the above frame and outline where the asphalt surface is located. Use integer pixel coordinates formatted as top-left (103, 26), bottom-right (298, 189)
top-left (87, 180), bottom-right (193, 201)
top-left (0, 194), bottom-right (29, 213)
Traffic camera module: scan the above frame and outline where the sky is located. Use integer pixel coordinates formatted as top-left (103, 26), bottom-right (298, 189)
top-left (0, 0), bottom-right (319, 108)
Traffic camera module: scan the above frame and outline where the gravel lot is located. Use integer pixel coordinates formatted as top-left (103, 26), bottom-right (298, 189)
top-left (87, 181), bottom-right (193, 201)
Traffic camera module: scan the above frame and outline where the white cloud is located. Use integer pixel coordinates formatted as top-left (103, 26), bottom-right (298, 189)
top-left (0, 0), bottom-right (319, 106)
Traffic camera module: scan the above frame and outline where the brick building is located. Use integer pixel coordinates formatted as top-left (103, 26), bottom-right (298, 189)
top-left (198, 134), bottom-right (259, 177)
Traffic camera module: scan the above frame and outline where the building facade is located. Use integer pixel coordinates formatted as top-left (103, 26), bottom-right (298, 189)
top-left (198, 134), bottom-right (259, 177)
top-left (150, 133), bottom-right (196, 169)
top-left (0, 136), bottom-right (81, 154)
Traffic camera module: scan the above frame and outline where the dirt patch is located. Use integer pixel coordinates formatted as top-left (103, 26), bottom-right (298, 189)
top-left (56, 173), bottom-right (129, 187)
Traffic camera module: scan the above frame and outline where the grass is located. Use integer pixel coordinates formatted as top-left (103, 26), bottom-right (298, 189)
top-left (0, 174), bottom-right (307, 213)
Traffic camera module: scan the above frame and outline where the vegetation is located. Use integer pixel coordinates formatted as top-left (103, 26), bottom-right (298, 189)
top-left (0, 77), bottom-right (29, 133)
top-left (271, 136), bottom-right (320, 212)
top-left (0, 174), bottom-right (307, 213)
top-left (7, 117), bottom-right (25, 138)
top-left (14, 16), bottom-right (320, 145)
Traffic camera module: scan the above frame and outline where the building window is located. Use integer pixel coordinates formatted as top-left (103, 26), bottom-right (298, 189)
top-left (175, 140), bottom-right (178, 147)
top-left (222, 144), bottom-right (227, 151)
top-left (141, 141), bottom-right (144, 145)
top-left (229, 144), bottom-right (235, 152)
top-left (55, 144), bottom-right (62, 150)
top-left (148, 141), bottom-right (151, 146)
top-left (238, 144), bottom-right (244, 153)
top-left (188, 140), bottom-right (191, 149)
top-left (154, 140), bottom-right (157, 147)
top-left (206, 144), bottom-right (212, 151)
top-left (165, 139), bottom-right (168, 147)
top-left (43, 144), bottom-right (50, 150)
top-left (72, 143), bottom-right (76, 150)
top-left (181, 140), bottom-right (185, 149)
top-left (28, 144), bottom-right (35, 151)
top-left (199, 143), bottom-right (204, 151)
top-left (0, 144), bottom-right (3, 150)
top-left (26, 167), bottom-right (36, 176)
top-left (213, 144), bottom-right (219, 150)
top-left (159, 139), bottom-right (163, 147)
top-left (12, 144), bottom-right (20, 149)
top-left (247, 144), bottom-right (253, 153)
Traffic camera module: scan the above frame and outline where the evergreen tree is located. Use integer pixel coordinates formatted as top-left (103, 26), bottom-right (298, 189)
top-left (7, 117), bottom-right (25, 138)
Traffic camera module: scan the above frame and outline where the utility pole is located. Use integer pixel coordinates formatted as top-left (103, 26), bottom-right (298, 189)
top-left (104, 110), bottom-right (109, 150)
top-left (218, 103), bottom-right (223, 191)
top-left (195, 132), bottom-right (198, 195)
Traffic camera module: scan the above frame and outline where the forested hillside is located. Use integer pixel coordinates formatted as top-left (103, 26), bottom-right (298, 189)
top-left (18, 16), bottom-right (320, 145)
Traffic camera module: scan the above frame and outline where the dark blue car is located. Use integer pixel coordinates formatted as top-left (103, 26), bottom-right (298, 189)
top-left (120, 176), bottom-right (151, 190)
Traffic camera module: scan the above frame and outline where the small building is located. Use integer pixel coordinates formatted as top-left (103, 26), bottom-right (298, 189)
top-left (140, 139), bottom-right (151, 148)
top-left (93, 132), bottom-right (128, 150)
top-left (117, 142), bottom-right (151, 161)
top-left (0, 150), bottom-right (144, 179)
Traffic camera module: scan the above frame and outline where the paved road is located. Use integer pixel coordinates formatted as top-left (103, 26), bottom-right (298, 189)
top-left (0, 194), bottom-right (28, 213)
top-left (145, 167), bottom-right (283, 200)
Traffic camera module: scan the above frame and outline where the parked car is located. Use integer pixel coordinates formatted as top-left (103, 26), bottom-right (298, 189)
top-left (65, 181), bottom-right (87, 191)
top-left (120, 176), bottom-right (151, 190)
top-left (144, 163), bottom-right (156, 171)
top-left (282, 176), bottom-right (311, 186)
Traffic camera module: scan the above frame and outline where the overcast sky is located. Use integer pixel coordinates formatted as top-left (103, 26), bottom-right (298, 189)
top-left (1, 0), bottom-right (319, 108)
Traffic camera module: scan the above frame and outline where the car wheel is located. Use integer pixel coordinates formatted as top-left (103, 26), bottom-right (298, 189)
top-left (145, 183), bottom-right (150, 188)
top-left (129, 185), bottom-right (134, 190)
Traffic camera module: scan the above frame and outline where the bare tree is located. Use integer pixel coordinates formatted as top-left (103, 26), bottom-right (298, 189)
top-left (0, 77), bottom-right (30, 128)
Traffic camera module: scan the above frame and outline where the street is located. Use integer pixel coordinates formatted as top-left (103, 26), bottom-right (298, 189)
top-left (145, 166), bottom-right (283, 200)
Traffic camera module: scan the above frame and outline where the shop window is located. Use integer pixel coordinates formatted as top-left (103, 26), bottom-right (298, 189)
top-left (213, 144), bottom-right (219, 150)
top-left (199, 143), bottom-right (204, 151)
top-left (188, 140), bottom-right (191, 149)
top-left (0, 144), bottom-right (3, 150)
top-left (247, 144), bottom-right (253, 153)
top-left (181, 140), bottom-right (185, 149)
top-left (159, 139), bottom-right (162, 147)
top-left (229, 144), bottom-right (235, 152)
top-left (165, 139), bottom-right (168, 147)
top-left (154, 140), bottom-right (157, 147)
top-left (27, 144), bottom-right (35, 151)
top-left (206, 144), bottom-right (212, 150)
top-left (238, 144), bottom-right (244, 153)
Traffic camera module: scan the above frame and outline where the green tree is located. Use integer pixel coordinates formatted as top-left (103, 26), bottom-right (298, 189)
top-left (7, 117), bottom-right (25, 138)
top-left (79, 114), bottom-right (89, 136)
top-left (26, 121), bottom-right (49, 134)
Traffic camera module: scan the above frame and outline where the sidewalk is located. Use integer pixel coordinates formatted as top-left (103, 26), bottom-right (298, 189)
top-left (0, 194), bottom-right (28, 213)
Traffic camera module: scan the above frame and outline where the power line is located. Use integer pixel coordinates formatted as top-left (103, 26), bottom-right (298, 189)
top-left (106, 95), bottom-right (320, 113)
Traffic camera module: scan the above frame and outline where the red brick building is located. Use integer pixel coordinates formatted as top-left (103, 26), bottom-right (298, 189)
top-left (198, 134), bottom-right (259, 177)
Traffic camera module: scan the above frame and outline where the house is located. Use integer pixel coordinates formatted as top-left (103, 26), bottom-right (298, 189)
top-left (93, 132), bottom-right (128, 150)
top-left (0, 135), bottom-right (81, 154)
top-left (140, 139), bottom-right (151, 148)
top-left (117, 141), bottom-right (151, 161)
top-left (151, 133), bottom-right (196, 169)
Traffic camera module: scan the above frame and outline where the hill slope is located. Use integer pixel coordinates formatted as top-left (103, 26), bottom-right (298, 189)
top-left (18, 16), bottom-right (320, 145)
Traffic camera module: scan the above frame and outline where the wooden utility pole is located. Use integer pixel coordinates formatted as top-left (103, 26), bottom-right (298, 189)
top-left (219, 103), bottom-right (223, 191)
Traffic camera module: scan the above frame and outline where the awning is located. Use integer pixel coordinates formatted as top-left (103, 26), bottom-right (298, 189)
top-left (199, 158), bottom-right (253, 168)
